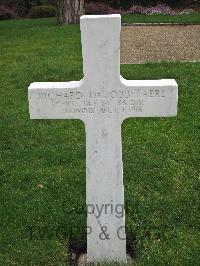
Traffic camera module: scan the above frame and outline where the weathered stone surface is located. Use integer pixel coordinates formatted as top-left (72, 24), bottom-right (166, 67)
top-left (28, 15), bottom-right (178, 264)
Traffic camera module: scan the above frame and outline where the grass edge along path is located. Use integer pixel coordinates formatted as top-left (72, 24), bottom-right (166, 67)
top-left (122, 13), bottom-right (200, 24)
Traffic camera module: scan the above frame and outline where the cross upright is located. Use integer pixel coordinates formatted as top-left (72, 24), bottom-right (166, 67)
top-left (28, 15), bottom-right (178, 264)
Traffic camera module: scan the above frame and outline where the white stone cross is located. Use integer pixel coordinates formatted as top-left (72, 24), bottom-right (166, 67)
top-left (28, 15), bottom-right (178, 264)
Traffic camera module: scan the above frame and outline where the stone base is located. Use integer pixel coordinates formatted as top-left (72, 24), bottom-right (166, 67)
top-left (78, 254), bottom-right (132, 265)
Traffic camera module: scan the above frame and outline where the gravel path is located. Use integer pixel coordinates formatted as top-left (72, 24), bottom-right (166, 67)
top-left (121, 25), bottom-right (200, 64)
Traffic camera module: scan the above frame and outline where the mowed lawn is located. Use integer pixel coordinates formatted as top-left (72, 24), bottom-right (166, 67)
top-left (122, 13), bottom-right (200, 24)
top-left (0, 18), bottom-right (200, 265)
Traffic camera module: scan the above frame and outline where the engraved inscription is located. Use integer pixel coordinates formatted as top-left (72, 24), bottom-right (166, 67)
top-left (33, 87), bottom-right (170, 115)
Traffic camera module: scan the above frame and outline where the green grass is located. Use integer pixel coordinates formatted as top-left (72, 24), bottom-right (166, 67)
top-left (122, 13), bottom-right (200, 24)
top-left (0, 18), bottom-right (200, 265)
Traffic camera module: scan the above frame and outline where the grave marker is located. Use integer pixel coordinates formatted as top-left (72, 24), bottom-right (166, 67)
top-left (28, 15), bottom-right (178, 263)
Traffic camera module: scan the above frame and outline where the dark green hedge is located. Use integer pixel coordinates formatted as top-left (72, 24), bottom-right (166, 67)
top-left (29, 4), bottom-right (56, 18)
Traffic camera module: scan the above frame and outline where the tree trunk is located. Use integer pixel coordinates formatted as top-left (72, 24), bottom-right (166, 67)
top-left (57, 0), bottom-right (84, 25)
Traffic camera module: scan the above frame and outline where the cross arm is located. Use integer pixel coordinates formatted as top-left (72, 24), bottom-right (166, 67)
top-left (28, 80), bottom-right (85, 120)
top-left (120, 77), bottom-right (178, 121)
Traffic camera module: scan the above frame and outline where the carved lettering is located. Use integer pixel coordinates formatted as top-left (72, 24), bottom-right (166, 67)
top-left (34, 87), bottom-right (171, 115)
